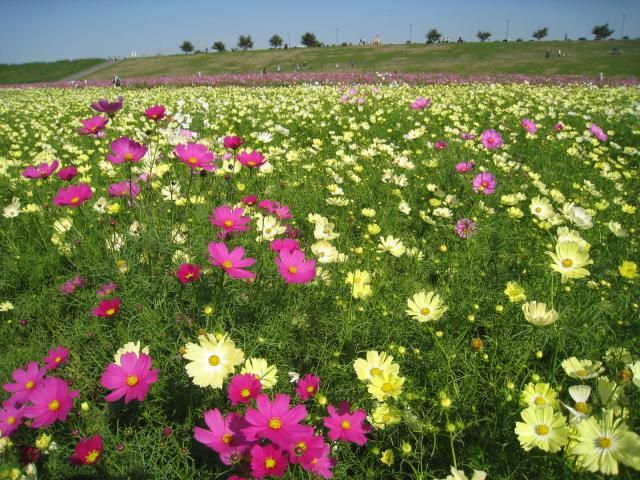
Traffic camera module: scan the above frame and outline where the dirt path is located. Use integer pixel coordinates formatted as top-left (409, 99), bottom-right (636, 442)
top-left (61, 60), bottom-right (114, 81)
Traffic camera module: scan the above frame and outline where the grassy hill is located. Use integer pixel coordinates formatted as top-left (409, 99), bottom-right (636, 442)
top-left (0, 58), bottom-right (107, 85)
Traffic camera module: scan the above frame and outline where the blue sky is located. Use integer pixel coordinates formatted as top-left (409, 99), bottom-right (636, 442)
top-left (0, 0), bottom-right (638, 63)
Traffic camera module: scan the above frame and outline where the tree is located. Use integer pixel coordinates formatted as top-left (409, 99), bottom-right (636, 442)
top-left (477, 31), bottom-right (492, 42)
top-left (592, 24), bottom-right (614, 40)
top-left (179, 40), bottom-right (194, 54)
top-left (533, 27), bottom-right (548, 41)
top-left (237, 35), bottom-right (254, 50)
top-left (212, 41), bottom-right (226, 52)
top-left (269, 34), bottom-right (283, 48)
top-left (426, 28), bottom-right (442, 44)
top-left (301, 32), bottom-right (321, 47)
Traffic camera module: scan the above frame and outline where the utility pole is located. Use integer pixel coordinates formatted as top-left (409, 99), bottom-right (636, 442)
top-left (409, 23), bottom-right (412, 43)
top-left (621, 14), bottom-right (626, 39)
top-left (336, 28), bottom-right (339, 45)
top-left (506, 19), bottom-right (509, 41)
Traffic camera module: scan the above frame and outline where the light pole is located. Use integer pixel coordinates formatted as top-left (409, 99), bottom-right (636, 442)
top-left (621, 14), bottom-right (626, 39)
top-left (336, 28), bottom-right (339, 45)
top-left (506, 19), bottom-right (509, 41)
top-left (409, 23), bottom-right (412, 43)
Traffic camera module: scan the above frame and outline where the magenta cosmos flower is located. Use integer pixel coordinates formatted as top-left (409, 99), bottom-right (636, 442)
top-left (460, 132), bottom-right (476, 140)
top-left (91, 96), bottom-right (123, 114)
top-left (43, 345), bottom-right (69, 370)
top-left (275, 249), bottom-right (316, 284)
top-left (434, 140), bottom-right (448, 150)
top-left (323, 403), bottom-right (370, 446)
top-left (77, 115), bottom-right (108, 137)
top-left (455, 161), bottom-right (474, 173)
top-left (69, 434), bottom-right (103, 466)
top-left (300, 440), bottom-right (334, 478)
top-left (209, 206), bottom-right (251, 237)
top-left (410, 96), bottom-right (431, 110)
top-left (236, 150), bottom-right (266, 169)
top-left (480, 129), bottom-right (503, 149)
top-left (472, 172), bottom-right (497, 195)
top-left (223, 135), bottom-right (244, 150)
top-left (53, 183), bottom-right (93, 208)
top-left (296, 374), bottom-right (320, 401)
top-left (108, 181), bottom-right (141, 198)
top-left (193, 409), bottom-right (251, 465)
top-left (3, 361), bottom-right (46, 404)
top-left (57, 165), bottom-right (78, 181)
top-left (175, 263), bottom-right (201, 285)
top-left (0, 402), bottom-right (25, 437)
top-left (270, 238), bottom-right (299, 254)
top-left (208, 242), bottom-right (256, 279)
top-left (521, 118), bottom-right (538, 134)
top-left (243, 393), bottom-right (309, 448)
top-left (554, 122), bottom-right (564, 131)
top-left (250, 443), bottom-right (289, 479)
top-left (24, 377), bottom-right (79, 428)
top-left (59, 275), bottom-right (86, 295)
top-left (92, 298), bottom-right (121, 318)
top-left (22, 160), bottom-right (59, 179)
top-left (454, 218), bottom-right (478, 239)
top-left (589, 123), bottom-right (608, 141)
top-left (174, 143), bottom-right (215, 171)
top-left (97, 282), bottom-right (118, 297)
top-left (106, 136), bottom-right (148, 164)
top-left (227, 373), bottom-right (262, 406)
top-left (144, 105), bottom-right (166, 121)
top-left (100, 352), bottom-right (159, 404)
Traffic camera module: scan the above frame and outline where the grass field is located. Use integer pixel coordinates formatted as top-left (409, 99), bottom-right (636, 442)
top-left (0, 82), bottom-right (639, 479)
top-left (0, 59), bottom-right (107, 85)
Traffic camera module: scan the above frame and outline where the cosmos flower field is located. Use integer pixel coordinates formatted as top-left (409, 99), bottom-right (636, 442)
top-left (0, 80), bottom-right (639, 479)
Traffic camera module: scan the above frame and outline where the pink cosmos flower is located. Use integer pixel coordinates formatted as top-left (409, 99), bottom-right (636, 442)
top-left (274, 205), bottom-right (293, 220)
top-left (0, 402), bottom-right (25, 437)
top-left (258, 199), bottom-right (276, 213)
top-left (434, 140), bottom-right (448, 150)
top-left (108, 180), bottom-right (141, 198)
top-left (92, 298), bottom-right (121, 318)
top-left (209, 206), bottom-right (251, 237)
top-left (57, 166), bottom-right (78, 181)
top-left (227, 373), bottom-right (262, 406)
top-left (23, 377), bottom-right (79, 428)
top-left (250, 443), bottom-right (289, 479)
top-left (455, 161), bottom-right (474, 173)
top-left (287, 431), bottom-right (324, 464)
top-left (223, 136), bottom-right (244, 150)
top-left (237, 150), bottom-right (266, 169)
top-left (460, 132), bottom-right (476, 140)
top-left (175, 263), bottom-right (201, 284)
top-left (43, 346), bottom-right (69, 370)
top-left (454, 218), bottom-right (478, 239)
top-left (275, 249), bottom-right (316, 284)
top-left (554, 122), bottom-right (564, 131)
top-left (193, 409), bottom-right (251, 465)
top-left (521, 118), bottom-right (538, 134)
top-left (589, 123), bottom-right (608, 141)
top-left (410, 96), bottom-right (431, 110)
top-left (480, 129), bottom-right (503, 149)
top-left (3, 362), bottom-right (46, 404)
top-left (100, 352), bottom-right (159, 404)
top-left (77, 115), bottom-right (109, 137)
top-left (91, 96), bottom-right (124, 114)
top-left (22, 160), bottom-right (59, 179)
top-left (323, 403), bottom-right (370, 446)
top-left (53, 183), bottom-right (93, 208)
top-left (472, 172), bottom-right (497, 195)
top-left (242, 195), bottom-right (257, 206)
top-left (97, 282), bottom-right (118, 297)
top-left (59, 275), bottom-right (86, 295)
top-left (208, 242), bottom-right (256, 279)
top-left (69, 434), bottom-right (103, 466)
top-left (174, 143), bottom-right (215, 171)
top-left (243, 393), bottom-right (308, 448)
top-left (106, 137), bottom-right (148, 164)
top-left (296, 374), bottom-right (320, 401)
top-left (270, 238), bottom-right (299, 254)
top-left (144, 105), bottom-right (166, 121)
top-left (300, 439), bottom-right (335, 478)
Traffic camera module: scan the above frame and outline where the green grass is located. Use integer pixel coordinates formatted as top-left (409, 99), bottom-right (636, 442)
top-left (0, 58), bottom-right (108, 85)
top-left (0, 83), bottom-right (639, 479)
top-left (78, 40), bottom-right (640, 80)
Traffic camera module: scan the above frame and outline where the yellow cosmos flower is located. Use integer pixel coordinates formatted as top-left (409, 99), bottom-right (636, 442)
top-left (522, 301), bottom-right (558, 327)
top-left (241, 358), bottom-right (278, 389)
top-left (561, 357), bottom-right (604, 380)
top-left (183, 333), bottom-right (244, 389)
top-left (546, 241), bottom-right (592, 283)
top-left (371, 403), bottom-right (402, 429)
top-left (406, 291), bottom-right (447, 322)
top-left (368, 372), bottom-right (405, 401)
top-left (504, 281), bottom-right (527, 303)
top-left (353, 350), bottom-right (399, 382)
top-left (521, 382), bottom-right (560, 409)
top-left (515, 406), bottom-right (568, 453)
top-left (619, 261), bottom-right (638, 279)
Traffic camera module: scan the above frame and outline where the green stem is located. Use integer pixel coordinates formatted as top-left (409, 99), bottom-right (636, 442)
top-left (430, 327), bottom-right (460, 397)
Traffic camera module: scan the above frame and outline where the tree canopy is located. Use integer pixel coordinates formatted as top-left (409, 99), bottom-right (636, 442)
top-left (237, 35), bottom-right (254, 50)
top-left (212, 41), bottom-right (226, 52)
top-left (533, 28), bottom-right (548, 41)
top-left (592, 24), bottom-right (614, 40)
top-left (426, 28), bottom-right (442, 44)
top-left (301, 32), bottom-right (321, 47)
top-left (269, 34), bottom-right (283, 48)
top-left (477, 31), bottom-right (491, 42)
top-left (179, 41), bottom-right (194, 54)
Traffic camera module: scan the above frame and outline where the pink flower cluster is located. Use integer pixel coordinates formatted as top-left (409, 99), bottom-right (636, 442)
top-left (59, 275), bottom-right (86, 295)
top-left (194, 373), bottom-right (368, 478)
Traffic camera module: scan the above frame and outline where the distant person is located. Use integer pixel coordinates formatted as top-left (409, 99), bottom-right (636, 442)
top-left (545, 49), bottom-right (550, 58)
top-left (277, 65), bottom-right (281, 72)
top-left (295, 64), bottom-right (300, 72)
top-left (336, 63), bottom-right (339, 69)
top-left (284, 43), bottom-right (288, 50)
top-left (262, 68), bottom-right (267, 75)
top-left (557, 49), bottom-right (562, 57)
top-left (112, 75), bottom-right (121, 87)
top-left (457, 36), bottom-right (463, 43)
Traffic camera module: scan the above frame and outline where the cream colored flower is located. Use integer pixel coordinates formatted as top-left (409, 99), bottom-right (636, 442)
top-left (406, 291), bottom-right (447, 322)
top-left (522, 301), bottom-right (558, 327)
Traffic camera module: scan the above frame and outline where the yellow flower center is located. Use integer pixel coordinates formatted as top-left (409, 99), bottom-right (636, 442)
top-left (247, 161), bottom-right (256, 167)
top-left (55, 356), bottom-right (62, 363)
top-left (188, 157), bottom-right (198, 165)
top-left (48, 400), bottom-right (60, 412)
top-left (70, 196), bottom-right (80, 204)
top-left (185, 273), bottom-right (193, 279)
top-left (222, 433), bottom-right (233, 444)
top-left (25, 380), bottom-right (34, 389)
top-left (306, 385), bottom-right (315, 393)
top-left (535, 207), bottom-right (542, 213)
top-left (478, 185), bottom-right (485, 192)
top-left (106, 308), bottom-right (115, 316)
top-left (264, 457), bottom-right (276, 469)
top-left (126, 375), bottom-right (139, 386)
top-left (370, 367), bottom-right (382, 377)
top-left (420, 307), bottom-right (431, 316)
top-left (534, 396), bottom-right (546, 406)
top-left (311, 458), bottom-right (318, 465)
top-left (382, 414), bottom-right (391, 422)
top-left (482, 181), bottom-right (488, 187)
top-left (222, 260), bottom-right (233, 269)
top-left (268, 417), bottom-right (282, 430)
top-left (85, 450), bottom-right (100, 464)
top-left (577, 368), bottom-right (587, 377)
top-left (599, 437), bottom-right (612, 449)
top-left (124, 152), bottom-right (134, 161)
top-left (223, 220), bottom-right (233, 227)
top-left (294, 441), bottom-right (307, 455)
top-left (575, 401), bottom-right (587, 413)
top-left (240, 388), bottom-right (251, 398)
top-left (381, 382), bottom-right (393, 393)
top-left (535, 424), bottom-right (549, 436)
top-left (562, 258), bottom-right (573, 268)
top-left (288, 266), bottom-right (298, 274)
top-left (7, 416), bottom-right (15, 425)
top-left (208, 355), bottom-right (220, 366)
top-left (341, 420), bottom-right (352, 430)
